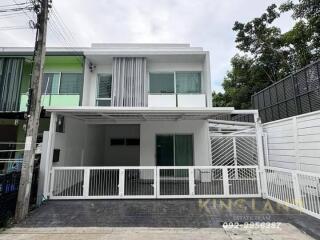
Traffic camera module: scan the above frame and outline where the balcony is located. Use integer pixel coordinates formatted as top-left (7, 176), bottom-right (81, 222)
top-left (19, 94), bottom-right (80, 111)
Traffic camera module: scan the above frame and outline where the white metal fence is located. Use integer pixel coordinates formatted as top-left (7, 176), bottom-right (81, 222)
top-left (49, 166), bottom-right (261, 199)
top-left (265, 167), bottom-right (320, 219)
top-left (263, 110), bottom-right (320, 173)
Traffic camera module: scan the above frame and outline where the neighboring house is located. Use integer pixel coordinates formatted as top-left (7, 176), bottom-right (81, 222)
top-left (0, 49), bottom-right (85, 173)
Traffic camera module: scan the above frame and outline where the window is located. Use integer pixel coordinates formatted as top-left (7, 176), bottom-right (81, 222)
top-left (149, 72), bottom-right (201, 94)
top-left (55, 115), bottom-right (65, 133)
top-left (126, 138), bottom-right (140, 146)
top-left (149, 73), bottom-right (174, 94)
top-left (42, 73), bottom-right (60, 94)
top-left (156, 134), bottom-right (193, 166)
top-left (41, 72), bottom-right (83, 95)
top-left (176, 72), bottom-right (201, 93)
top-left (96, 74), bottom-right (112, 106)
top-left (59, 73), bottom-right (82, 94)
top-left (110, 138), bottom-right (125, 146)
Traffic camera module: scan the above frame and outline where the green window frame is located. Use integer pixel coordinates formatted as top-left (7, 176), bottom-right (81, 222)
top-left (96, 74), bottom-right (112, 106)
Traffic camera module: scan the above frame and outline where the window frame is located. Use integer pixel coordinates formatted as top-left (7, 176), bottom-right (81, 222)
top-left (96, 73), bottom-right (113, 106)
top-left (148, 72), bottom-right (176, 95)
top-left (148, 71), bottom-right (202, 95)
top-left (42, 72), bottom-right (83, 95)
top-left (42, 72), bottom-right (61, 95)
top-left (175, 71), bottom-right (202, 94)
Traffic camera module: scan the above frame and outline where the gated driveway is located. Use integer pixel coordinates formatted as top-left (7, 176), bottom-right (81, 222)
top-left (13, 199), bottom-right (320, 239)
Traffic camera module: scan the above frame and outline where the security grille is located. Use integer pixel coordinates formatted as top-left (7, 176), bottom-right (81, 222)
top-left (211, 135), bottom-right (258, 166)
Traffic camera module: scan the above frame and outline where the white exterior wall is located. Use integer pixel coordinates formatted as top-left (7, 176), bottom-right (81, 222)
top-left (140, 120), bottom-right (211, 166)
top-left (52, 117), bottom-right (86, 167)
top-left (103, 125), bottom-right (140, 166)
top-left (51, 117), bottom-right (211, 167)
top-left (82, 62), bottom-right (113, 106)
top-left (84, 125), bottom-right (105, 166)
top-left (263, 110), bottom-right (320, 173)
top-left (82, 54), bottom-right (211, 107)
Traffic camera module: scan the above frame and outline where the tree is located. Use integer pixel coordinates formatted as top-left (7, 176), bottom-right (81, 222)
top-left (213, 1), bottom-right (320, 109)
top-left (215, 54), bottom-right (270, 109)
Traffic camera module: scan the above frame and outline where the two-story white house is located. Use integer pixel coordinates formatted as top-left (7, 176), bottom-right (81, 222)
top-left (36, 43), bottom-right (260, 200)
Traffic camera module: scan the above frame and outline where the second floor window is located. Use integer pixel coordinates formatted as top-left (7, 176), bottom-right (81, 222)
top-left (149, 72), bottom-right (201, 94)
top-left (41, 73), bottom-right (82, 95)
top-left (96, 74), bottom-right (112, 106)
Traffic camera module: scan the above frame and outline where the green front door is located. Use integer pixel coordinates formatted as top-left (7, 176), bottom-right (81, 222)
top-left (156, 134), bottom-right (193, 166)
top-left (156, 135), bottom-right (174, 166)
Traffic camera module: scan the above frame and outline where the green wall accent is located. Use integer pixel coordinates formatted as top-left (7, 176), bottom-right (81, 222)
top-left (19, 55), bottom-right (84, 110)
top-left (44, 56), bottom-right (84, 73)
top-left (20, 94), bottom-right (80, 111)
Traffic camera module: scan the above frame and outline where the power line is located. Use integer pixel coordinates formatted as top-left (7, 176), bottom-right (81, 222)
top-left (0, 6), bottom-right (33, 13)
top-left (0, 11), bottom-right (25, 19)
top-left (47, 9), bottom-right (84, 64)
top-left (0, 26), bottom-right (30, 30)
top-left (0, 2), bottom-right (28, 8)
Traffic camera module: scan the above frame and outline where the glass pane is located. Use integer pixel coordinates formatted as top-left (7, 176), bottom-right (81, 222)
top-left (175, 135), bottom-right (193, 166)
top-left (96, 99), bottom-right (111, 106)
top-left (156, 135), bottom-right (174, 166)
top-left (42, 73), bottom-right (60, 94)
top-left (59, 73), bottom-right (82, 94)
top-left (97, 75), bottom-right (112, 98)
top-left (150, 73), bottom-right (174, 94)
top-left (176, 72), bottom-right (201, 93)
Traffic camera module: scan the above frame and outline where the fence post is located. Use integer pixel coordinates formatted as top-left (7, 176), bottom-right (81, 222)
top-left (48, 168), bottom-right (55, 198)
top-left (255, 113), bottom-right (268, 198)
top-left (189, 167), bottom-right (195, 196)
top-left (292, 171), bottom-right (303, 209)
top-left (233, 137), bottom-right (238, 179)
top-left (156, 168), bottom-right (161, 197)
top-left (292, 117), bottom-right (300, 170)
top-left (83, 168), bottom-right (90, 198)
top-left (222, 167), bottom-right (229, 196)
top-left (119, 168), bottom-right (125, 197)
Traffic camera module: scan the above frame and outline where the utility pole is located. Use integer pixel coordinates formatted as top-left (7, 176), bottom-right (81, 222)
top-left (15, 0), bottom-right (50, 222)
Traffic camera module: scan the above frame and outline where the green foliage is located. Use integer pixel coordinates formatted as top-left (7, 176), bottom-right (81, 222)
top-left (214, 0), bottom-right (320, 109)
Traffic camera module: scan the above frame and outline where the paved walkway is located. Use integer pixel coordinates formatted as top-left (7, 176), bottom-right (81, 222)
top-left (3, 198), bottom-right (320, 239)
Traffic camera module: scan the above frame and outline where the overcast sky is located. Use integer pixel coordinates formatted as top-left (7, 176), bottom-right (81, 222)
top-left (0, 0), bottom-right (295, 92)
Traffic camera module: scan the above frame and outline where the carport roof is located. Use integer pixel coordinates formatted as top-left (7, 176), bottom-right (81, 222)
top-left (45, 107), bottom-right (258, 123)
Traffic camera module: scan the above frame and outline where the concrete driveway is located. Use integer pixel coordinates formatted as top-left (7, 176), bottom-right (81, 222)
top-left (1, 198), bottom-right (319, 239)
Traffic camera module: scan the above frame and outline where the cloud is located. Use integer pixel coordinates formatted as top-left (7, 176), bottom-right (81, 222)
top-left (0, 0), bottom-right (294, 93)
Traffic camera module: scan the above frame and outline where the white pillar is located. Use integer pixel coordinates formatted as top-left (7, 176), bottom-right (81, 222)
top-left (42, 112), bottom-right (57, 200)
top-left (254, 113), bottom-right (268, 198)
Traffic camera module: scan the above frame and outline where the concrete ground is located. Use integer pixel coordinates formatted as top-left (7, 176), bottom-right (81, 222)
top-left (0, 225), bottom-right (316, 240)
top-left (2, 199), bottom-right (320, 239)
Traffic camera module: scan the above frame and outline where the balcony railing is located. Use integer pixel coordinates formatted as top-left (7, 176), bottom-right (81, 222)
top-left (19, 94), bottom-right (81, 111)
top-left (148, 94), bottom-right (206, 108)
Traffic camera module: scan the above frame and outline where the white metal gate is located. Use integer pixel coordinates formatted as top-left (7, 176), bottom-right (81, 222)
top-left (49, 166), bottom-right (261, 199)
top-left (211, 134), bottom-right (258, 166)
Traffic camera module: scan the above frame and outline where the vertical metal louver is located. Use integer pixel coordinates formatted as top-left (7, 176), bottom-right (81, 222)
top-left (0, 58), bottom-right (24, 111)
top-left (111, 57), bottom-right (147, 107)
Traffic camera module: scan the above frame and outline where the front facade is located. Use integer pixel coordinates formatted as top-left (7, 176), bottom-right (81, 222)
top-left (1, 44), bottom-right (262, 200)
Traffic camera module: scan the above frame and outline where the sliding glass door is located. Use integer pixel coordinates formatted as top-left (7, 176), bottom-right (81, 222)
top-left (156, 134), bottom-right (193, 166)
